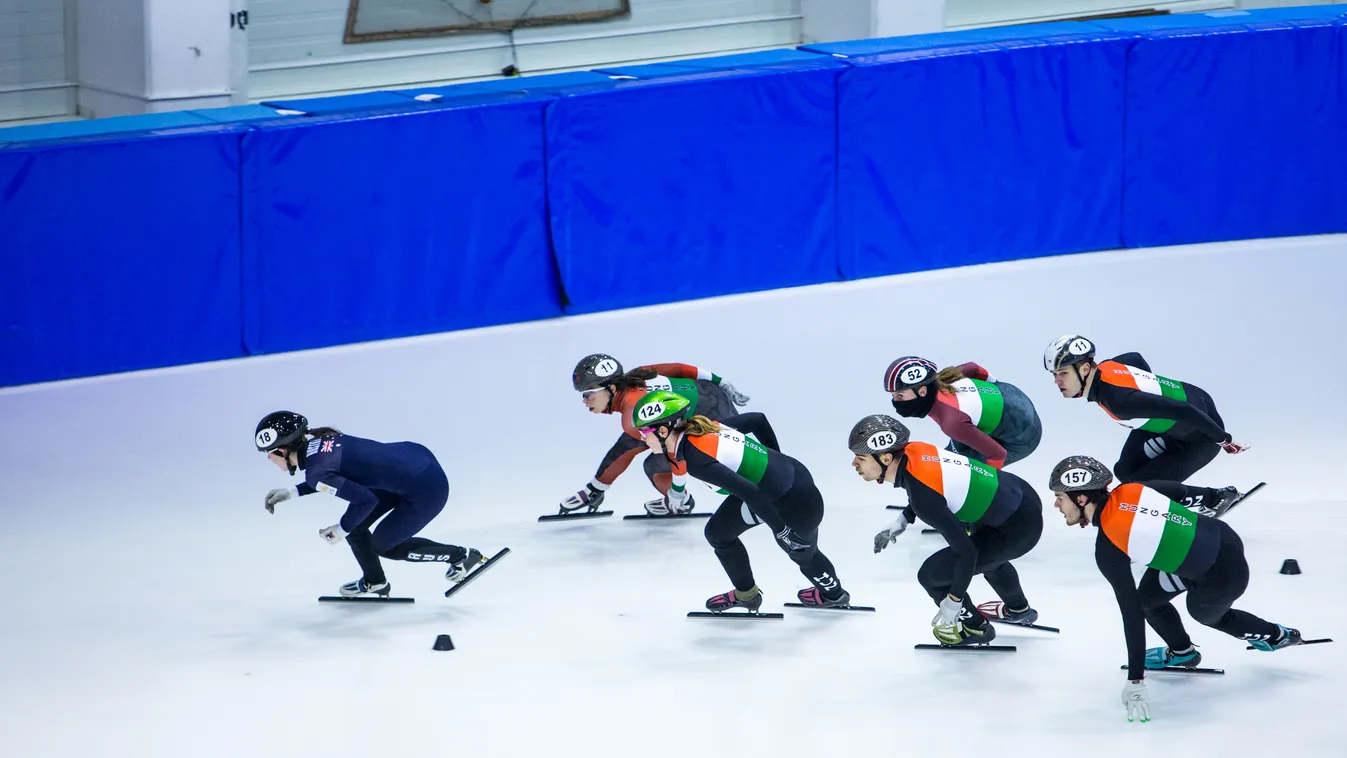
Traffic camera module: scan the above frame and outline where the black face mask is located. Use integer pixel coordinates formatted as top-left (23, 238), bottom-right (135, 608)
top-left (891, 388), bottom-right (938, 419)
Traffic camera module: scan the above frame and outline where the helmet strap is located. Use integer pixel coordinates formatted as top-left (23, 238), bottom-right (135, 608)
top-left (872, 454), bottom-right (889, 485)
top-left (1072, 364), bottom-right (1088, 399)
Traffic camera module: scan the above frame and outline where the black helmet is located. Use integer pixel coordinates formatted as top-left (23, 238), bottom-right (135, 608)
top-left (1043, 335), bottom-right (1096, 372)
top-left (848, 414), bottom-right (910, 457)
top-left (1048, 455), bottom-right (1113, 493)
top-left (572, 353), bottom-right (623, 392)
top-left (256, 411), bottom-right (308, 453)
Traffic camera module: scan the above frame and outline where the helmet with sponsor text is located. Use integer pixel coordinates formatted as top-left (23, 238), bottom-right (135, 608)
top-left (572, 353), bottom-right (624, 392)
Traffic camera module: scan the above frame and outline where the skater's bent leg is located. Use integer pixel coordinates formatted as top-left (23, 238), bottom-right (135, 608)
top-left (981, 562), bottom-right (1029, 611)
top-left (705, 496), bottom-right (758, 591)
top-left (917, 548), bottom-right (957, 604)
top-left (642, 454), bottom-right (673, 495)
top-left (345, 502), bottom-right (395, 584)
top-left (1128, 439), bottom-right (1220, 482)
top-left (1187, 531), bottom-right (1281, 642)
top-left (1138, 569), bottom-right (1195, 651)
top-left (370, 506), bottom-right (459, 562)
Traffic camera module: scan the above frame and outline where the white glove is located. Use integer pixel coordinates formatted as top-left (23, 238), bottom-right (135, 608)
top-left (318, 523), bottom-right (348, 545)
top-left (721, 381), bottom-right (750, 406)
top-left (265, 486), bottom-right (298, 514)
top-left (667, 486), bottom-right (692, 514)
top-left (1121, 680), bottom-right (1150, 723)
top-left (873, 512), bottom-right (912, 553)
top-left (932, 596), bottom-right (965, 644)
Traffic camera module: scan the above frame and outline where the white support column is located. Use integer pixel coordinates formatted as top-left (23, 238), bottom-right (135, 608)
top-left (801, 0), bottom-right (946, 45)
top-left (71, 0), bottom-right (246, 119)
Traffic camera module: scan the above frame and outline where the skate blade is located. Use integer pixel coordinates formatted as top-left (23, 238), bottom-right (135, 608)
top-left (1244, 637), bottom-right (1332, 651)
top-left (444, 548), bottom-right (511, 598)
top-left (622, 512), bottom-right (712, 520)
top-left (1123, 664), bottom-right (1224, 675)
top-left (687, 611), bottom-right (784, 619)
top-left (783, 603), bottom-right (876, 612)
top-left (989, 619), bottom-right (1060, 633)
top-left (538, 510), bottom-right (614, 522)
top-left (915, 643), bottom-right (1016, 652)
top-left (319, 595), bottom-right (414, 604)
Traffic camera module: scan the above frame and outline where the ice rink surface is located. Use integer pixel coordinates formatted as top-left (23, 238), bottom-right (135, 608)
top-left (2, 235), bottom-right (1345, 756)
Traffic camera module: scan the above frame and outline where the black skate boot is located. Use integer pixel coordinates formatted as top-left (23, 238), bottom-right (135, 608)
top-left (339, 578), bottom-right (390, 598)
top-left (445, 548), bottom-right (484, 583)
top-left (797, 586), bottom-right (851, 608)
top-left (706, 586), bottom-right (764, 613)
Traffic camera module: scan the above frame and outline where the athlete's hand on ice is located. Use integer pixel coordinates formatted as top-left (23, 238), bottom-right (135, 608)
top-left (561, 481), bottom-right (606, 513)
top-left (1121, 680), bottom-right (1150, 723)
top-left (1220, 436), bottom-right (1250, 455)
top-left (318, 523), bottom-right (348, 545)
top-left (873, 512), bottom-right (913, 553)
top-left (265, 486), bottom-right (297, 514)
top-left (721, 382), bottom-right (750, 407)
top-left (774, 525), bottom-right (812, 553)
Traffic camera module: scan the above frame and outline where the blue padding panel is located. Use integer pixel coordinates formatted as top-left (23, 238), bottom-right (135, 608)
top-left (393, 71), bottom-right (616, 99)
top-left (547, 68), bottom-right (839, 314)
top-left (1103, 15), bottom-right (1347, 247)
top-left (0, 111), bottom-right (212, 144)
top-left (801, 20), bottom-right (1117, 58)
top-left (674, 48), bottom-right (845, 69)
top-left (0, 128), bottom-right (246, 386)
top-left (241, 96), bottom-right (562, 355)
top-left (189, 104), bottom-right (296, 124)
top-left (593, 63), bottom-right (710, 79)
top-left (836, 32), bottom-right (1133, 279)
top-left (1096, 6), bottom-right (1347, 30)
top-left (260, 91), bottom-right (420, 114)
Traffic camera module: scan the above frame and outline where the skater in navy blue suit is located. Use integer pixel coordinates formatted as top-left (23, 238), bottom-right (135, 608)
top-left (256, 411), bottom-right (483, 597)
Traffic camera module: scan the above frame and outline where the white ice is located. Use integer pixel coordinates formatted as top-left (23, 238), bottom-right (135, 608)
top-left (2, 235), bottom-right (1345, 757)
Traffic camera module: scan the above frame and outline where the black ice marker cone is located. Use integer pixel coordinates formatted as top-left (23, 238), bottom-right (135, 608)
top-left (433, 634), bottom-right (455, 651)
top-left (1280, 559), bottom-right (1301, 575)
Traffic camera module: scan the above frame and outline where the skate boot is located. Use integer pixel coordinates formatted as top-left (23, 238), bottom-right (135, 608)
top-left (705, 586), bottom-right (763, 613)
top-left (339, 578), bottom-right (390, 598)
top-left (797, 586), bottom-right (851, 608)
top-left (1249, 625), bottom-right (1303, 652)
top-left (934, 615), bottom-right (998, 647)
top-left (445, 548), bottom-right (484, 583)
top-left (1145, 645), bottom-right (1202, 669)
top-left (977, 600), bottom-right (1039, 626)
top-left (643, 497), bottom-right (670, 516)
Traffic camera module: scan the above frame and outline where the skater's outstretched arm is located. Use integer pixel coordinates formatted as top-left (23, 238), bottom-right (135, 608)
top-left (906, 478), bottom-right (980, 601)
top-left (1097, 532), bottom-right (1148, 681)
top-left (593, 433), bottom-right (645, 487)
top-left (1095, 382), bottom-right (1229, 443)
top-left (718, 412), bottom-right (779, 452)
top-left (305, 463), bottom-right (380, 533)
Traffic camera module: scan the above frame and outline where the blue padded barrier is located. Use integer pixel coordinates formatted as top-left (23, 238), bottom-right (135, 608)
top-left (1092, 9), bottom-right (1347, 247)
top-left (240, 93), bottom-right (562, 356)
top-left (0, 127), bottom-right (247, 386)
top-left (259, 91), bottom-right (426, 114)
top-left (835, 29), bottom-right (1135, 280)
top-left (188, 104), bottom-right (298, 124)
top-left (801, 20), bottom-right (1118, 58)
top-left (0, 111), bottom-right (215, 144)
top-left (391, 71), bottom-right (617, 100)
top-left (545, 67), bottom-right (840, 314)
top-left (671, 48), bottom-right (846, 70)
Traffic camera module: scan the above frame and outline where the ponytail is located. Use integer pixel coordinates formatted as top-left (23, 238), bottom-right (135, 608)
top-left (935, 366), bottom-right (965, 394)
top-left (682, 415), bottom-right (722, 436)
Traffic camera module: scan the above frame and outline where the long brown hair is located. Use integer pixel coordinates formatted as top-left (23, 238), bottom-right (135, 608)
top-left (935, 366), bottom-right (966, 394)
top-left (611, 367), bottom-right (657, 392)
top-left (307, 426), bottom-right (342, 439)
top-left (683, 415), bottom-right (721, 436)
